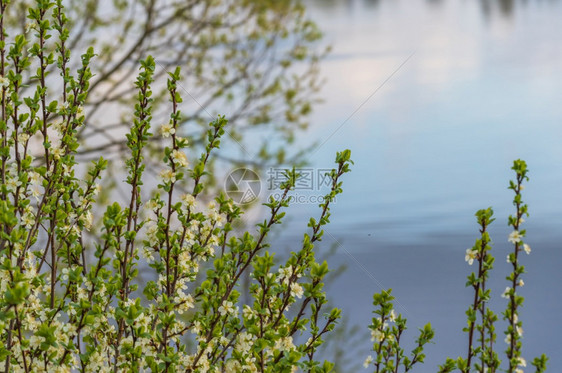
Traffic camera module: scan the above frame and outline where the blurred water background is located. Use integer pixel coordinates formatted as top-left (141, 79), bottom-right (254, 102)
top-left (260, 0), bottom-right (562, 370)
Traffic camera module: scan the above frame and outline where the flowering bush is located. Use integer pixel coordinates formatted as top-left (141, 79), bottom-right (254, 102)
top-left (0, 1), bottom-right (353, 371)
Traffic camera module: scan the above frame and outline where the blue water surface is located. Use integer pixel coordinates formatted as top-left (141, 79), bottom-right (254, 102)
top-left (263, 0), bottom-right (562, 370)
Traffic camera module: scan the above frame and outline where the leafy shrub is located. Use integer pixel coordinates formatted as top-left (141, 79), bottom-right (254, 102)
top-left (0, 2), bottom-right (353, 371)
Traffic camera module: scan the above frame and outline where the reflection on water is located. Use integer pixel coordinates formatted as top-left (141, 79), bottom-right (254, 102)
top-left (309, 0), bottom-right (561, 18)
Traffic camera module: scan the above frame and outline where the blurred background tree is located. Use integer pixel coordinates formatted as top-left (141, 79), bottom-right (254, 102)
top-left (7, 0), bottom-right (326, 186)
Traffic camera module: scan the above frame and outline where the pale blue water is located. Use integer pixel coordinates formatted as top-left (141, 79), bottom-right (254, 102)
top-left (263, 0), bottom-right (562, 370)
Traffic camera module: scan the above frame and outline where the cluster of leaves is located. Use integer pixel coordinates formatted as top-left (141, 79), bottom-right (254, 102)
top-left (0, 1), bottom-right (354, 372)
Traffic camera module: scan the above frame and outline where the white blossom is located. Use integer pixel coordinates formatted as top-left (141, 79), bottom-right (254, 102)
top-left (6, 177), bottom-right (21, 192)
top-left (370, 328), bottom-right (384, 342)
top-left (181, 194), bottom-right (196, 207)
top-left (363, 355), bottom-right (373, 368)
top-left (171, 149), bottom-right (189, 168)
top-left (465, 248), bottom-right (478, 265)
top-left (389, 309), bottom-right (396, 322)
top-left (218, 300), bottom-right (237, 316)
top-left (83, 210), bottom-right (93, 230)
top-left (159, 169), bottom-right (176, 183)
top-left (51, 146), bottom-right (64, 160)
top-left (290, 283), bottom-right (303, 299)
top-left (22, 211), bottom-right (35, 228)
top-left (501, 287), bottom-right (511, 299)
top-left (508, 231), bottom-right (522, 244)
top-left (161, 123), bottom-right (175, 138)
top-left (225, 360), bottom-right (241, 372)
